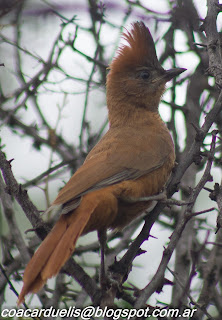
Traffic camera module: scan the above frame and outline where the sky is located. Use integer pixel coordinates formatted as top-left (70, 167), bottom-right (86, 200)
top-left (0, 0), bottom-right (220, 308)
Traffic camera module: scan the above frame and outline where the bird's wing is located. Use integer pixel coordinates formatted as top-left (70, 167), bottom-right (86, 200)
top-left (52, 127), bottom-right (174, 214)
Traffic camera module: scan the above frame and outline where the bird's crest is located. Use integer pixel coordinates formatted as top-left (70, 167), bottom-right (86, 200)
top-left (110, 21), bottom-right (159, 73)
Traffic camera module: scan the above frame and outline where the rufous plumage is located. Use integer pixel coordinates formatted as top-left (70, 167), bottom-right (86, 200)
top-left (18, 21), bottom-right (185, 305)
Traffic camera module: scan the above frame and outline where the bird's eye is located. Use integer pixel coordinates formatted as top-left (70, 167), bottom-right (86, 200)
top-left (139, 70), bottom-right (150, 80)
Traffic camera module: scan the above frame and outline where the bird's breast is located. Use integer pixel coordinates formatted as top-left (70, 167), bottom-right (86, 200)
top-left (109, 155), bottom-right (174, 229)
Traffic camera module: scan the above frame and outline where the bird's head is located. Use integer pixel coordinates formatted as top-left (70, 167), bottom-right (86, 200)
top-left (107, 21), bottom-right (186, 112)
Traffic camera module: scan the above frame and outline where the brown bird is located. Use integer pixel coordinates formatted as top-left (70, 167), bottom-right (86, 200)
top-left (18, 21), bottom-right (185, 305)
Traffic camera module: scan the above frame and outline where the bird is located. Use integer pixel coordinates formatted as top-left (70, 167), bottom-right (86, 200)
top-left (18, 21), bottom-right (185, 305)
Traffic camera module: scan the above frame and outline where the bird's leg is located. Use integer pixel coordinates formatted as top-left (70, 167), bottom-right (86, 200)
top-left (124, 191), bottom-right (191, 206)
top-left (123, 191), bottom-right (167, 203)
top-left (98, 229), bottom-right (108, 290)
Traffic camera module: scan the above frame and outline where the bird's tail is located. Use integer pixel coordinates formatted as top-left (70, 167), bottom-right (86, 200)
top-left (17, 204), bottom-right (94, 305)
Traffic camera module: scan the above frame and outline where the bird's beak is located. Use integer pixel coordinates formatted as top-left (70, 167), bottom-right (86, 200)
top-left (164, 68), bottom-right (186, 82)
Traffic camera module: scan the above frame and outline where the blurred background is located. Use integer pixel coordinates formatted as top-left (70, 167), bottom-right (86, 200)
top-left (0, 0), bottom-right (222, 319)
